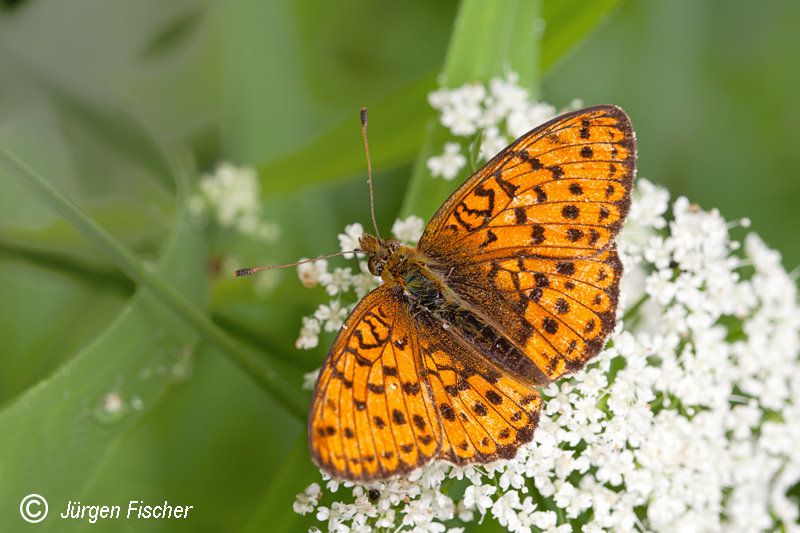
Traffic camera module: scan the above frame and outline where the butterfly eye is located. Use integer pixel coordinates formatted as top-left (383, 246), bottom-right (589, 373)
top-left (368, 257), bottom-right (383, 276)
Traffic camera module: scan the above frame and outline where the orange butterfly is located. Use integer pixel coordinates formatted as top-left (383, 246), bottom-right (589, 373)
top-left (308, 105), bottom-right (635, 480)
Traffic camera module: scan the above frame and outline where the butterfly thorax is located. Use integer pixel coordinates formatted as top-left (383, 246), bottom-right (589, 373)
top-left (360, 234), bottom-right (442, 300)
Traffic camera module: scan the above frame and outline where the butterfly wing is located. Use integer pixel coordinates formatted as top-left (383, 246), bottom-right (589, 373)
top-left (419, 105), bottom-right (635, 382)
top-left (309, 284), bottom-right (544, 479)
top-left (415, 310), bottom-right (542, 464)
top-left (308, 285), bottom-right (442, 480)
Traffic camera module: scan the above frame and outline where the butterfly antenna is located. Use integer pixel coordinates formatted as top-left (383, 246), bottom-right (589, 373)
top-left (234, 250), bottom-right (366, 277)
top-left (360, 107), bottom-right (382, 240)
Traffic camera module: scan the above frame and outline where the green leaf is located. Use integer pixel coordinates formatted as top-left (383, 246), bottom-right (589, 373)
top-left (400, 0), bottom-right (542, 220)
top-left (442, 0), bottom-right (542, 87)
top-left (540, 0), bottom-right (626, 73)
top-left (242, 435), bottom-right (319, 533)
top-left (218, 0), bottom-right (318, 164)
top-left (0, 195), bottom-right (207, 530)
top-left (0, 238), bottom-right (132, 403)
top-left (257, 75), bottom-right (436, 195)
top-left (0, 147), bottom-right (307, 419)
top-left (0, 85), bottom-right (176, 262)
top-left (218, 0), bottom-right (454, 168)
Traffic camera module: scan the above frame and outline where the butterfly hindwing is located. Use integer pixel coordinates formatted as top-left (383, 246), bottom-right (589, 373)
top-left (308, 285), bottom-right (441, 480)
top-left (416, 311), bottom-right (542, 464)
top-left (440, 248), bottom-right (623, 381)
top-left (309, 285), bottom-right (545, 479)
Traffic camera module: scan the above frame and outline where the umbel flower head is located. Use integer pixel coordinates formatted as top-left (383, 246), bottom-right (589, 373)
top-left (190, 162), bottom-right (280, 242)
top-left (293, 76), bottom-right (800, 532)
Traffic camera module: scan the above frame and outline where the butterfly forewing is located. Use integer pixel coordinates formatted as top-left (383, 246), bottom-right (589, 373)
top-left (420, 105), bottom-right (634, 258)
top-left (419, 105), bottom-right (635, 382)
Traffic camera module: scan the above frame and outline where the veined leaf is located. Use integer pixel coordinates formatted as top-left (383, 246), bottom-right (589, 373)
top-left (0, 201), bottom-right (207, 530)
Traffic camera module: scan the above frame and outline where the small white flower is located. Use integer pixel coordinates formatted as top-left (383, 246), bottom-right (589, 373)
top-left (463, 484), bottom-right (496, 516)
top-left (530, 510), bottom-right (559, 530)
top-left (479, 126), bottom-right (509, 161)
top-left (455, 499), bottom-right (474, 523)
top-left (195, 162), bottom-right (279, 242)
top-left (297, 258), bottom-right (328, 288)
top-left (315, 506), bottom-right (329, 521)
top-left (392, 215), bottom-right (425, 243)
top-left (482, 73), bottom-right (529, 128)
top-left (629, 179), bottom-right (669, 229)
top-left (293, 483), bottom-right (322, 514)
top-left (339, 223), bottom-right (364, 258)
top-left (427, 75), bottom-right (562, 185)
top-left (430, 83), bottom-right (487, 136)
top-left (491, 490), bottom-right (522, 530)
top-left (319, 267), bottom-right (353, 296)
top-left (506, 101), bottom-right (556, 138)
top-left (314, 300), bottom-right (349, 332)
top-left (302, 367), bottom-right (321, 391)
top-left (295, 317), bottom-right (320, 350)
top-left (427, 142), bottom-right (467, 180)
top-left (645, 269), bottom-right (677, 305)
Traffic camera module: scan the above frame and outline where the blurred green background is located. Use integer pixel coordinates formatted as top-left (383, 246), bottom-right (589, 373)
top-left (0, 0), bottom-right (798, 531)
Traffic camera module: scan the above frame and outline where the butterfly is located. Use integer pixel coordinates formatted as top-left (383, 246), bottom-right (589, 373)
top-left (308, 105), bottom-right (635, 480)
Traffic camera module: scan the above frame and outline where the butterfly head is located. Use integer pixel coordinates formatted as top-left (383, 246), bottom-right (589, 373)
top-left (359, 234), bottom-right (402, 277)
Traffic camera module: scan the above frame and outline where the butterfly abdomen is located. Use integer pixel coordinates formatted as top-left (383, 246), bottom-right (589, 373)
top-left (397, 258), bottom-right (550, 386)
top-left (435, 303), bottom-right (550, 386)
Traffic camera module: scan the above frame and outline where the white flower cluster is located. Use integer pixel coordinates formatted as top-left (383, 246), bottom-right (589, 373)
top-left (293, 180), bottom-right (800, 532)
top-left (189, 162), bottom-right (280, 242)
top-left (426, 74), bottom-right (565, 180)
top-left (295, 216), bottom-right (425, 351)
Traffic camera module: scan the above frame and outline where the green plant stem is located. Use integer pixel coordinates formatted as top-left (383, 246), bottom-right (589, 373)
top-left (0, 147), bottom-right (307, 420)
